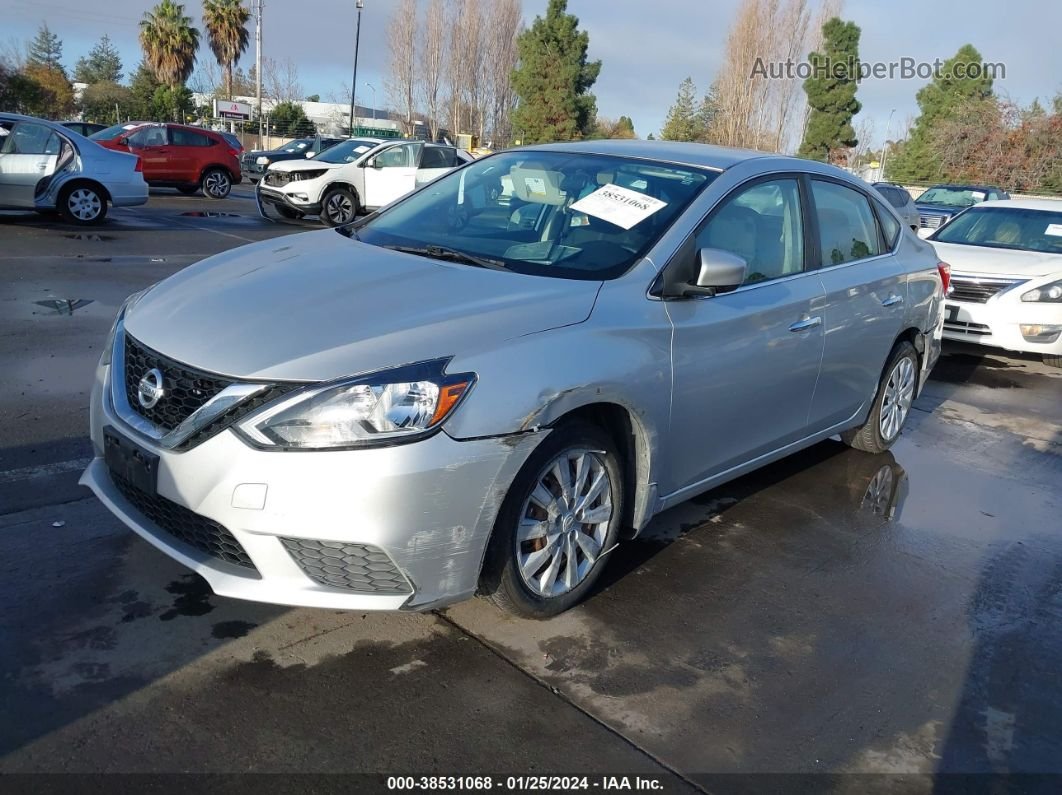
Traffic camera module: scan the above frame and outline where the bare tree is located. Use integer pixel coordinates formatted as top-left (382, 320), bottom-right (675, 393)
top-left (263, 56), bottom-right (304, 104)
top-left (418, 0), bottom-right (445, 141)
top-left (481, 0), bottom-right (522, 146)
top-left (446, 0), bottom-right (478, 137)
top-left (385, 0), bottom-right (418, 136)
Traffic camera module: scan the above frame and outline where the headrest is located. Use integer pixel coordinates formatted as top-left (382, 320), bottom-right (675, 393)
top-left (510, 166), bottom-right (567, 205)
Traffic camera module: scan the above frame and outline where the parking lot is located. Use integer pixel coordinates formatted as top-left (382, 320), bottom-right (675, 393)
top-left (1, 188), bottom-right (1061, 788)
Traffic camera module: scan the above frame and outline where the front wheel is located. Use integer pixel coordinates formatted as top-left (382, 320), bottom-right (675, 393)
top-left (59, 184), bottom-right (107, 225)
top-left (842, 341), bottom-right (919, 454)
top-left (482, 420), bottom-right (624, 619)
top-left (320, 187), bottom-right (358, 226)
top-left (201, 168), bottom-right (232, 199)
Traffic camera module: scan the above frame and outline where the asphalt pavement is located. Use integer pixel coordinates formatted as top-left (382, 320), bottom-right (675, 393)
top-left (1, 189), bottom-right (1061, 791)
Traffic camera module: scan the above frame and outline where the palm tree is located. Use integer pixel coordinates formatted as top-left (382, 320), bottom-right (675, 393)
top-left (139, 0), bottom-right (199, 117)
top-left (202, 0), bottom-right (250, 100)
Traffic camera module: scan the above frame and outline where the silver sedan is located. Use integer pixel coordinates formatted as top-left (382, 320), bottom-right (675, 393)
top-left (0, 112), bottom-right (147, 224)
top-left (82, 140), bottom-right (946, 617)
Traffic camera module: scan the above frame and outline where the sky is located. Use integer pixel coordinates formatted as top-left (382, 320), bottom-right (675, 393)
top-left (5, 0), bottom-right (1062, 148)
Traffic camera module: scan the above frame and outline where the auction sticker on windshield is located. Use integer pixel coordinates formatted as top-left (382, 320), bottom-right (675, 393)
top-left (570, 183), bottom-right (667, 230)
top-left (1045, 223), bottom-right (1062, 237)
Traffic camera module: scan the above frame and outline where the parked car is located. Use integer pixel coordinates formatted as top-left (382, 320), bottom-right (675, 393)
top-left (241, 134), bottom-right (347, 182)
top-left (82, 140), bottom-right (946, 618)
top-left (217, 131), bottom-right (244, 156)
top-left (872, 182), bottom-right (919, 231)
top-left (0, 112), bottom-right (147, 224)
top-left (92, 122), bottom-right (242, 198)
top-left (914, 183), bottom-right (1009, 238)
top-left (929, 198), bottom-right (1062, 367)
top-left (257, 139), bottom-right (473, 224)
top-left (60, 121), bottom-right (108, 137)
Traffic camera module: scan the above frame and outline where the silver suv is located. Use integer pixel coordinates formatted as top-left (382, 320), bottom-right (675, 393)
top-left (82, 141), bottom-right (947, 618)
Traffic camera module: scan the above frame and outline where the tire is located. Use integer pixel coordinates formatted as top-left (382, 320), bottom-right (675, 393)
top-left (274, 205), bottom-right (303, 220)
top-left (59, 183), bottom-right (107, 225)
top-left (482, 420), bottom-right (624, 619)
top-left (842, 341), bottom-right (919, 454)
top-left (320, 186), bottom-right (358, 226)
top-left (177, 185), bottom-right (200, 195)
top-left (1044, 354), bottom-right (1062, 369)
top-left (200, 168), bottom-right (232, 199)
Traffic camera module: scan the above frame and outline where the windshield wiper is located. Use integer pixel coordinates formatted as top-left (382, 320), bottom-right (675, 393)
top-left (383, 244), bottom-right (509, 271)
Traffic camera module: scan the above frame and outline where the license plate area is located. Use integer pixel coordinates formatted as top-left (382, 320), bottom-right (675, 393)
top-left (104, 427), bottom-right (159, 498)
top-left (945, 302), bottom-right (973, 324)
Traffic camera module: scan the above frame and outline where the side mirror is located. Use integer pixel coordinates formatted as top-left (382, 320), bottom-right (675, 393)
top-left (369, 158), bottom-right (383, 169)
top-left (684, 248), bottom-right (747, 297)
top-left (117, 136), bottom-right (130, 146)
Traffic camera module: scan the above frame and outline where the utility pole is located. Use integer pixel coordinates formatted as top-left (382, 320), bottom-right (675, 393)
top-left (255, 0), bottom-right (263, 147)
top-left (880, 108), bottom-right (896, 182)
top-left (348, 0), bottom-right (364, 135)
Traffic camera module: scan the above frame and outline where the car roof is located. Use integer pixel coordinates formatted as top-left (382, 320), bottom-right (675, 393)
top-left (519, 139), bottom-right (778, 171)
top-left (973, 197), bottom-right (1062, 211)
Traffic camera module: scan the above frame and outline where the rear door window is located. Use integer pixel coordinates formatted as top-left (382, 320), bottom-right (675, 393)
top-left (170, 128), bottom-right (215, 147)
top-left (811, 180), bottom-right (883, 266)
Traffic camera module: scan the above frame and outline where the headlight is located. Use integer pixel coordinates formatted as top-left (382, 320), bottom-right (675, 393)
top-left (100, 286), bottom-right (153, 366)
top-left (288, 169), bottom-right (327, 182)
top-left (235, 359), bottom-right (475, 450)
top-left (1021, 279), bottom-right (1062, 303)
top-left (256, 156), bottom-right (270, 165)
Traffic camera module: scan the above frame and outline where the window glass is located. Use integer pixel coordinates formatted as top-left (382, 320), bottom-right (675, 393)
top-left (932, 207), bottom-right (1062, 254)
top-left (812, 180), bottom-right (882, 266)
top-left (696, 179), bottom-right (804, 284)
top-left (171, 128), bottom-right (213, 147)
top-left (420, 146), bottom-right (456, 169)
top-left (2, 122), bottom-right (56, 155)
top-left (875, 199), bottom-right (901, 246)
top-left (374, 143), bottom-right (420, 168)
top-left (127, 126), bottom-right (167, 147)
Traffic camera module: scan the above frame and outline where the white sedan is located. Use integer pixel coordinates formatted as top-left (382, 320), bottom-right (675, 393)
top-left (0, 112), bottom-right (147, 224)
top-left (931, 198), bottom-right (1062, 367)
top-left (256, 138), bottom-right (473, 225)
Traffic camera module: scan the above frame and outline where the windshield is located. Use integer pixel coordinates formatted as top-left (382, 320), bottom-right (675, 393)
top-left (90, 123), bottom-right (141, 141)
top-left (932, 207), bottom-right (1062, 253)
top-left (915, 186), bottom-right (989, 208)
top-left (279, 138), bottom-right (313, 153)
top-left (355, 150), bottom-right (716, 280)
top-left (316, 138), bottom-right (381, 164)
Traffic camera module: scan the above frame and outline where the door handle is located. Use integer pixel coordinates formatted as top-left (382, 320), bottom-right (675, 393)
top-left (881, 294), bottom-right (904, 307)
top-left (789, 315), bottom-right (822, 332)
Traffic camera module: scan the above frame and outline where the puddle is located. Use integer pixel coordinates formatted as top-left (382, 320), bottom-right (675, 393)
top-left (63, 233), bottom-right (113, 241)
top-left (33, 299), bottom-right (94, 315)
top-left (179, 211), bottom-right (241, 218)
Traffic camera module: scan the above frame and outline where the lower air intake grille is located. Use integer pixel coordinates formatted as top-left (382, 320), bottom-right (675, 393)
top-left (111, 472), bottom-right (257, 570)
top-left (281, 538), bottom-right (411, 594)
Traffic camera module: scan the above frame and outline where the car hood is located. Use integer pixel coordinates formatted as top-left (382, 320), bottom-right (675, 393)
top-left (268, 158), bottom-right (343, 173)
top-left (931, 241), bottom-right (1062, 278)
top-left (124, 231), bottom-right (602, 382)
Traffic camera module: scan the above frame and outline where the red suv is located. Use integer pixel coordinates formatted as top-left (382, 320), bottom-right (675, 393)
top-left (91, 122), bottom-right (241, 199)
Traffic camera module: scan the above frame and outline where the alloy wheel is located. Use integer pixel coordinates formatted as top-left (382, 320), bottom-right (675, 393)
top-left (879, 356), bottom-right (915, 442)
top-left (204, 171), bottom-right (231, 198)
top-left (67, 188), bottom-right (102, 221)
top-left (325, 193), bottom-right (355, 224)
top-left (516, 449), bottom-right (613, 598)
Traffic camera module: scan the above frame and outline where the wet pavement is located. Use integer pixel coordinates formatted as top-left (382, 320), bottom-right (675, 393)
top-left (1, 197), bottom-right (1061, 789)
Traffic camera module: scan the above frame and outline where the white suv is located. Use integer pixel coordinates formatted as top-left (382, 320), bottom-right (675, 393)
top-left (257, 138), bottom-right (472, 225)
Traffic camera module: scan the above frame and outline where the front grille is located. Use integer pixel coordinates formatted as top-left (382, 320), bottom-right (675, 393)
top-left (944, 320), bottom-right (991, 337)
top-left (281, 538), bottom-right (412, 594)
top-left (919, 214), bottom-right (948, 229)
top-left (949, 277), bottom-right (1023, 303)
top-left (124, 334), bottom-right (233, 432)
top-left (111, 471), bottom-right (257, 570)
top-left (242, 155), bottom-right (263, 173)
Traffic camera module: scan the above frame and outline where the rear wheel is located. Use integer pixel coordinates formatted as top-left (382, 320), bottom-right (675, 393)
top-left (321, 187), bottom-right (357, 226)
top-left (201, 168), bottom-right (232, 199)
top-left (842, 341), bottom-right (918, 454)
top-left (482, 420), bottom-right (624, 619)
top-left (59, 183), bottom-right (107, 225)
top-left (1044, 354), bottom-right (1062, 369)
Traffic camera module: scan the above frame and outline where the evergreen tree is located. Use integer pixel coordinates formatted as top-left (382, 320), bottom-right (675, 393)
top-left (661, 77), bottom-right (699, 141)
top-left (269, 100), bottom-right (313, 137)
top-left (74, 35), bottom-right (124, 84)
top-left (888, 44), bottom-right (994, 181)
top-left (798, 17), bottom-right (862, 162)
top-left (27, 22), bottom-right (64, 73)
top-left (511, 0), bottom-right (601, 143)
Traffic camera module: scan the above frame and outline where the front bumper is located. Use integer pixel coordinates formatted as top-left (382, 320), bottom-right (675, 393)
top-left (942, 294), bottom-right (1062, 356)
top-left (82, 360), bottom-right (543, 610)
top-left (256, 182), bottom-right (322, 217)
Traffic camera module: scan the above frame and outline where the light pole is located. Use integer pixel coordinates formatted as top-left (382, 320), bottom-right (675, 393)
top-left (348, 0), bottom-right (364, 134)
top-left (365, 83), bottom-right (376, 123)
top-left (880, 108), bottom-right (896, 181)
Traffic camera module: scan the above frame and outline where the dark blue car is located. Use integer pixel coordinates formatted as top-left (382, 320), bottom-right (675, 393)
top-left (914, 183), bottom-right (1009, 237)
